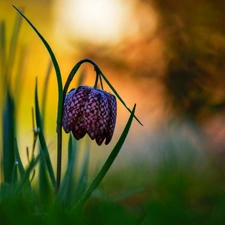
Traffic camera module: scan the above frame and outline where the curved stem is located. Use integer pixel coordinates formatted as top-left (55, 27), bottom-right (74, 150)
top-left (63, 58), bottom-right (101, 96)
top-left (93, 72), bottom-right (99, 89)
top-left (56, 58), bottom-right (101, 193)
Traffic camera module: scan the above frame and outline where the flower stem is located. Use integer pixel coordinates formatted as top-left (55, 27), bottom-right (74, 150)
top-left (93, 72), bottom-right (99, 89)
top-left (63, 58), bottom-right (101, 95)
top-left (56, 58), bottom-right (100, 194)
top-left (56, 125), bottom-right (62, 194)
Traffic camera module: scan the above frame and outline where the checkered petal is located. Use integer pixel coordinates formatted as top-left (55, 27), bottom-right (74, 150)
top-left (104, 92), bottom-right (117, 145)
top-left (62, 85), bottom-right (117, 145)
top-left (62, 85), bottom-right (91, 133)
top-left (83, 89), bottom-right (108, 141)
top-left (72, 118), bottom-right (86, 140)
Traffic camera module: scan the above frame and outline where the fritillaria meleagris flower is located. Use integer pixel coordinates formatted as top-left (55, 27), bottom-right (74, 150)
top-left (62, 85), bottom-right (117, 145)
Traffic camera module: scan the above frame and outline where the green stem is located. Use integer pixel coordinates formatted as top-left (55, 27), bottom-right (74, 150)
top-left (55, 126), bottom-right (62, 193)
top-left (56, 130), bottom-right (62, 192)
top-left (93, 72), bottom-right (99, 89)
top-left (63, 58), bottom-right (100, 96)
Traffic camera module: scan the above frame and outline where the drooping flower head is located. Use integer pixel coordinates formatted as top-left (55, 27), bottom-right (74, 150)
top-left (62, 85), bottom-right (117, 145)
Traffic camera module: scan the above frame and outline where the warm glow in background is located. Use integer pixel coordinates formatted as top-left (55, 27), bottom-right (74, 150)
top-left (0, 0), bottom-right (158, 171)
top-left (1, 0), bottom-right (225, 170)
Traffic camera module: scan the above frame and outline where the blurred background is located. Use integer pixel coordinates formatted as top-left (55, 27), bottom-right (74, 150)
top-left (1, 0), bottom-right (225, 182)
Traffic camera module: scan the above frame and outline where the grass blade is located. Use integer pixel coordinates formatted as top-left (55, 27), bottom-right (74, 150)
top-left (5, 7), bottom-right (24, 83)
top-left (14, 46), bottom-right (26, 106)
top-left (57, 135), bottom-right (77, 204)
top-left (70, 104), bottom-right (136, 213)
top-left (14, 138), bottom-right (25, 177)
top-left (13, 153), bottom-right (41, 196)
top-left (35, 79), bottom-right (56, 189)
top-left (41, 60), bottom-right (52, 126)
top-left (38, 61), bottom-right (53, 208)
top-left (13, 5), bottom-right (63, 126)
top-left (74, 140), bottom-right (90, 202)
top-left (14, 140), bottom-right (40, 212)
top-left (0, 21), bottom-right (6, 92)
top-left (2, 89), bottom-right (15, 183)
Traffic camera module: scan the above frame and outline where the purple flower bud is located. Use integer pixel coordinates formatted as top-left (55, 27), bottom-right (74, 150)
top-left (62, 85), bottom-right (117, 145)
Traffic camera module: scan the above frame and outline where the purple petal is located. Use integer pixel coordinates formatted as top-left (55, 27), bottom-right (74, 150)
top-left (103, 91), bottom-right (117, 145)
top-left (83, 89), bottom-right (102, 140)
top-left (62, 86), bottom-right (91, 133)
top-left (72, 118), bottom-right (86, 140)
top-left (95, 135), bottom-right (105, 146)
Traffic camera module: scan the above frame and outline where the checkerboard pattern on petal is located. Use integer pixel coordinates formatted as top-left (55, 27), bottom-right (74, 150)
top-left (62, 85), bottom-right (117, 145)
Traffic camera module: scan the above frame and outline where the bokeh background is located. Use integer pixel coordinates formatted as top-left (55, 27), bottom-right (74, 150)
top-left (1, 0), bottom-right (225, 184)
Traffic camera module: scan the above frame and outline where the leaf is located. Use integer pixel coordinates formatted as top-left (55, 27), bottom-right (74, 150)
top-left (70, 104), bottom-right (136, 213)
top-left (14, 138), bottom-right (25, 177)
top-left (0, 21), bottom-right (6, 86)
top-left (57, 134), bottom-right (77, 205)
top-left (14, 140), bottom-right (40, 212)
top-left (6, 7), bottom-right (24, 83)
top-left (74, 139), bottom-right (90, 202)
top-left (38, 61), bottom-right (53, 208)
top-left (2, 89), bottom-right (15, 183)
top-left (35, 79), bottom-right (56, 189)
top-left (41, 60), bottom-right (52, 126)
top-left (13, 5), bottom-right (63, 127)
top-left (13, 153), bottom-right (41, 196)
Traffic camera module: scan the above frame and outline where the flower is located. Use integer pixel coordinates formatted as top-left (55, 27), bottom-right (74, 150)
top-left (62, 85), bottom-right (117, 145)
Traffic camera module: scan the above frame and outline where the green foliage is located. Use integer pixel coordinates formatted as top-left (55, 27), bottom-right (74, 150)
top-left (0, 6), bottom-right (139, 225)
top-left (2, 89), bottom-right (15, 184)
top-left (35, 79), bottom-right (56, 189)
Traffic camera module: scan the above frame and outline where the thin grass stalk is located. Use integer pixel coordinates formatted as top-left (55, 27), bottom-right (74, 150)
top-left (0, 20), bottom-right (6, 184)
top-left (13, 153), bottom-right (41, 196)
top-left (74, 140), bottom-right (90, 202)
top-left (0, 21), bottom-right (6, 92)
top-left (39, 60), bottom-right (53, 205)
top-left (14, 140), bottom-right (40, 213)
top-left (35, 80), bottom-right (56, 188)
top-left (14, 139), bottom-right (25, 176)
top-left (3, 90), bottom-right (15, 183)
top-left (57, 134), bottom-right (76, 203)
top-left (14, 46), bottom-right (26, 106)
top-left (41, 60), bottom-right (52, 126)
top-left (5, 8), bottom-right (24, 84)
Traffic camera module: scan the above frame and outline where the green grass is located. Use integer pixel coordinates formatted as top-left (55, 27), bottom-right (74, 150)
top-left (0, 6), bottom-right (138, 225)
